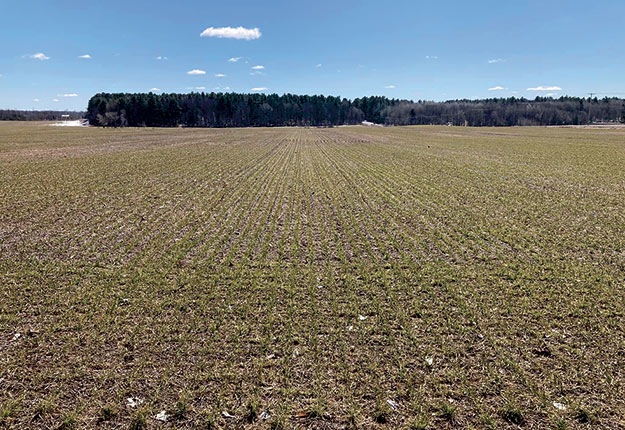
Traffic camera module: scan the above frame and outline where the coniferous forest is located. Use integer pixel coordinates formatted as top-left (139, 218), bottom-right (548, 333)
top-left (0, 110), bottom-right (84, 121)
top-left (84, 92), bottom-right (625, 127)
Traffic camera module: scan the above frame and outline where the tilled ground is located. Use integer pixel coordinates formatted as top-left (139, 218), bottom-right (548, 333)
top-left (1, 122), bottom-right (625, 429)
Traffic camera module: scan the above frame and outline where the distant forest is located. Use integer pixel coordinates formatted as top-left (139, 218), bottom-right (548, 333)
top-left (0, 110), bottom-right (84, 121)
top-left (86, 92), bottom-right (625, 127)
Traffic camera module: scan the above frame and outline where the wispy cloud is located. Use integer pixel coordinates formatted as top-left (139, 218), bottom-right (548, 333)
top-left (60, 93), bottom-right (78, 97)
top-left (488, 58), bottom-right (504, 64)
top-left (29, 53), bottom-right (50, 60)
top-left (33, 98), bottom-right (39, 102)
top-left (187, 69), bottom-right (206, 75)
top-left (78, 54), bottom-right (91, 59)
top-left (193, 86), bottom-right (206, 90)
top-left (201, 26), bottom-right (261, 40)
top-left (150, 88), bottom-right (161, 92)
top-left (251, 87), bottom-right (268, 91)
top-left (488, 86), bottom-right (507, 91)
top-left (251, 65), bottom-right (264, 70)
top-left (156, 56), bottom-right (168, 60)
top-left (215, 73), bottom-right (226, 77)
top-left (385, 85), bottom-right (396, 89)
top-left (425, 55), bottom-right (438, 60)
top-left (527, 86), bottom-right (562, 91)
top-left (52, 99), bottom-right (59, 102)
top-left (315, 63), bottom-right (322, 68)
top-left (228, 57), bottom-right (242, 62)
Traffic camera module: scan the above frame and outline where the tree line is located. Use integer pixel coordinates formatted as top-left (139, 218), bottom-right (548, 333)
top-left (87, 92), bottom-right (625, 127)
top-left (0, 110), bottom-right (84, 121)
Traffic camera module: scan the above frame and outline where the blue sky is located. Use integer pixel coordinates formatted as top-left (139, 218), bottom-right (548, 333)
top-left (1, 0), bottom-right (624, 110)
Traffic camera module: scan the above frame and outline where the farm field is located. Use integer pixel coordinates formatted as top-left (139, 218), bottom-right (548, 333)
top-left (1, 122), bottom-right (625, 429)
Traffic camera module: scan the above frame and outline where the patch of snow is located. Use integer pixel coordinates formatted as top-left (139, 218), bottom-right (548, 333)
top-left (155, 410), bottom-right (169, 421)
top-left (126, 397), bottom-right (143, 408)
top-left (50, 120), bottom-right (88, 127)
top-left (553, 402), bottom-right (566, 411)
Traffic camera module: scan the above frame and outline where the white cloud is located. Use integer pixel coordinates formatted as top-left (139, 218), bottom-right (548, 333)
top-left (252, 65), bottom-right (264, 70)
top-left (200, 26), bottom-right (261, 40)
top-left (156, 56), bottom-right (168, 60)
top-left (228, 57), bottom-right (242, 62)
top-left (215, 73), bottom-right (226, 77)
top-left (78, 54), bottom-right (91, 59)
top-left (251, 87), bottom-right (268, 91)
top-left (488, 86), bottom-right (507, 91)
top-left (52, 99), bottom-right (59, 102)
top-left (62, 93), bottom-right (78, 97)
top-left (187, 69), bottom-right (206, 75)
top-left (29, 53), bottom-right (50, 60)
top-left (33, 98), bottom-right (39, 102)
top-left (150, 88), bottom-right (161, 92)
top-left (488, 58), bottom-right (504, 64)
top-left (385, 85), bottom-right (396, 89)
top-left (527, 86), bottom-right (562, 91)
top-left (223, 86), bottom-right (230, 90)
top-left (193, 86), bottom-right (206, 90)
top-left (315, 63), bottom-right (322, 68)
top-left (425, 55), bottom-right (438, 60)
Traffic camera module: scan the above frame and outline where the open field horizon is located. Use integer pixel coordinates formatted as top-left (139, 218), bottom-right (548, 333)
top-left (1, 123), bottom-right (625, 429)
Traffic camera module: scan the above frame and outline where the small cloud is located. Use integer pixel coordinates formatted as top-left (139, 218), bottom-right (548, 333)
top-left (488, 86), bottom-right (507, 91)
top-left (33, 98), bottom-right (39, 102)
top-left (156, 56), bottom-right (168, 60)
top-left (150, 88), bottom-right (161, 92)
top-left (527, 86), bottom-right (562, 91)
top-left (52, 99), bottom-right (59, 102)
top-left (251, 87), bottom-right (268, 91)
top-left (385, 85), bottom-right (396, 89)
top-left (488, 58), bottom-right (504, 64)
top-left (425, 55), bottom-right (438, 60)
top-left (29, 53), bottom-right (50, 61)
top-left (187, 69), bottom-right (206, 75)
top-left (223, 86), bottom-right (231, 90)
top-left (78, 54), bottom-right (91, 59)
top-left (194, 86), bottom-right (206, 90)
top-left (252, 65), bottom-right (264, 70)
top-left (62, 93), bottom-right (78, 97)
top-left (200, 26), bottom-right (261, 40)
top-left (315, 63), bottom-right (322, 68)
top-left (228, 57), bottom-right (242, 62)
top-left (215, 73), bottom-right (226, 77)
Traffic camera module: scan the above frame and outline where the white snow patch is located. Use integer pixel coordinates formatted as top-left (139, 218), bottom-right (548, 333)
top-left (126, 397), bottom-right (143, 408)
top-left (50, 120), bottom-right (87, 127)
top-left (155, 410), bottom-right (169, 421)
